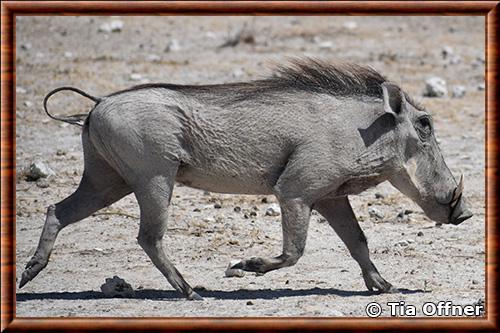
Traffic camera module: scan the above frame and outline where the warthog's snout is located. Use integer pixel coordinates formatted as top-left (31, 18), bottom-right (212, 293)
top-left (448, 175), bottom-right (473, 225)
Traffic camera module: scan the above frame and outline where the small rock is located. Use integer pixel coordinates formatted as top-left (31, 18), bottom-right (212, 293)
top-left (246, 301), bottom-right (254, 306)
top-left (56, 149), bottom-right (66, 156)
top-left (129, 73), bottom-right (142, 81)
top-left (225, 260), bottom-right (245, 278)
top-left (342, 21), bottom-right (358, 30)
top-left (417, 231), bottom-right (424, 237)
top-left (406, 238), bottom-right (415, 244)
top-left (368, 206), bottom-right (384, 219)
top-left (23, 101), bottom-right (33, 108)
top-left (318, 41), bottom-right (334, 49)
top-left (478, 83), bottom-right (485, 91)
top-left (249, 211), bottom-right (257, 217)
top-left (452, 85), bottom-right (466, 98)
top-left (202, 217), bottom-right (215, 223)
top-left (441, 46), bottom-right (454, 59)
top-left (374, 192), bottom-right (385, 199)
top-left (396, 240), bottom-right (409, 247)
top-left (472, 279), bottom-right (479, 285)
top-left (424, 77), bottom-right (447, 97)
top-left (98, 20), bottom-right (124, 33)
top-left (164, 39), bottom-right (181, 52)
top-left (233, 206), bottom-right (241, 213)
top-left (20, 43), bottom-right (32, 50)
top-left (26, 161), bottom-right (55, 181)
top-left (214, 203), bottom-right (222, 209)
top-left (261, 197), bottom-right (268, 204)
top-left (404, 209), bottom-right (413, 215)
top-left (146, 54), bottom-right (161, 62)
top-left (232, 68), bottom-right (244, 78)
top-left (100, 276), bottom-right (135, 298)
top-left (64, 51), bottom-right (73, 58)
top-left (36, 178), bottom-right (50, 188)
top-left (16, 87), bottom-right (27, 94)
top-left (265, 204), bottom-right (281, 217)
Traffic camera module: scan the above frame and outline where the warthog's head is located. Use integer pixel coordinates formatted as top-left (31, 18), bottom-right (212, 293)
top-left (381, 82), bottom-right (473, 225)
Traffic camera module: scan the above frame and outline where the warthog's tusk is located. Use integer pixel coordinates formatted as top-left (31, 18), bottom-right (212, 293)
top-left (450, 174), bottom-right (464, 208)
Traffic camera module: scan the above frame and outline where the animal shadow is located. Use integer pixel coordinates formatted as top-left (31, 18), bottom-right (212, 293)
top-left (17, 287), bottom-right (426, 302)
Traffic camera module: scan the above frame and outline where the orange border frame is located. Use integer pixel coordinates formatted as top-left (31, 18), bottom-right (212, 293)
top-left (1, 1), bottom-right (498, 331)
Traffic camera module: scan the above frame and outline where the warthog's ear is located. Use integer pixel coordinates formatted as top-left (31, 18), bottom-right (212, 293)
top-left (381, 82), bottom-right (404, 116)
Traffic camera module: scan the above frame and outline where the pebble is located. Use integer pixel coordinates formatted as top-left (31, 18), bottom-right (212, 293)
top-left (214, 203), bottom-right (222, 209)
top-left (164, 39), bottom-right (181, 52)
top-left (452, 85), bottom-right (466, 98)
top-left (417, 231), bottom-right (424, 237)
top-left (318, 41), bottom-right (334, 49)
top-left (265, 204), bottom-right (281, 216)
top-left (129, 73), bottom-right (142, 81)
top-left (232, 68), bottom-right (244, 78)
top-left (424, 77), bottom-right (447, 97)
top-left (20, 43), bottom-right (32, 50)
top-left (26, 161), bottom-right (55, 181)
top-left (472, 279), bottom-right (479, 285)
top-left (477, 83), bottom-right (485, 91)
top-left (396, 240), bottom-right (409, 247)
top-left (64, 51), bottom-right (73, 58)
top-left (368, 206), bottom-right (384, 219)
top-left (16, 87), bottom-right (27, 94)
top-left (374, 192), bottom-right (385, 199)
top-left (246, 301), bottom-right (254, 306)
top-left (202, 217), bottom-right (215, 223)
top-left (100, 276), bottom-right (135, 297)
top-left (146, 54), bottom-right (161, 62)
top-left (233, 206), bottom-right (241, 213)
top-left (36, 178), bottom-right (50, 188)
top-left (441, 45), bottom-right (454, 59)
top-left (342, 21), bottom-right (358, 30)
top-left (23, 101), bottom-right (33, 108)
top-left (225, 260), bottom-right (245, 278)
top-left (98, 20), bottom-right (124, 33)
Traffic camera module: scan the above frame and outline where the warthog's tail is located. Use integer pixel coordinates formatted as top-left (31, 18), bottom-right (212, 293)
top-left (43, 87), bottom-right (101, 127)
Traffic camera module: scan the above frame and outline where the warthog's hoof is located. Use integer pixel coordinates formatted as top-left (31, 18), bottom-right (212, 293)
top-left (363, 271), bottom-right (396, 293)
top-left (187, 291), bottom-right (203, 301)
top-left (19, 255), bottom-right (48, 288)
top-left (230, 257), bottom-right (267, 273)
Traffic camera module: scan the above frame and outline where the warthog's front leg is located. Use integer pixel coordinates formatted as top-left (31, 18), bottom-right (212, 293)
top-left (314, 196), bottom-right (396, 293)
top-left (230, 198), bottom-right (311, 274)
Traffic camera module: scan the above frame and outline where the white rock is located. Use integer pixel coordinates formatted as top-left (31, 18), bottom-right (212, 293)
top-left (265, 204), bottom-right (281, 216)
top-left (64, 51), bottom-right (73, 58)
top-left (478, 83), bottom-right (485, 91)
top-left (202, 217), bottom-right (215, 223)
top-left (146, 54), bottom-right (161, 62)
top-left (23, 101), bottom-right (33, 107)
top-left (343, 21), bottom-right (358, 30)
top-left (424, 77), bottom-right (447, 97)
top-left (452, 85), bottom-right (466, 98)
top-left (318, 41), bottom-right (334, 49)
top-left (129, 73), bottom-right (142, 81)
top-left (396, 240), bottom-right (409, 247)
top-left (165, 39), bottom-right (181, 52)
top-left (27, 161), bottom-right (55, 181)
top-left (441, 45), bottom-right (454, 59)
top-left (368, 206), bottom-right (384, 219)
top-left (16, 87), bottom-right (27, 94)
top-left (232, 68), bottom-right (244, 78)
top-left (225, 260), bottom-right (245, 278)
top-left (100, 276), bottom-right (135, 297)
top-left (98, 20), bottom-right (124, 33)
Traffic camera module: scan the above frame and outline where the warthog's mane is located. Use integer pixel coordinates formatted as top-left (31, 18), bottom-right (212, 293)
top-left (108, 58), bottom-right (423, 109)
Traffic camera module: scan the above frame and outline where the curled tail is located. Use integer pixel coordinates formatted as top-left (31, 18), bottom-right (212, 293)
top-left (44, 87), bottom-right (102, 127)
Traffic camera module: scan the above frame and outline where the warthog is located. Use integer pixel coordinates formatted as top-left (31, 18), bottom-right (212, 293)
top-left (20, 59), bottom-right (472, 300)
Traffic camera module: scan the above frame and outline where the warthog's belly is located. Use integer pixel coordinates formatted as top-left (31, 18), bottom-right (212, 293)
top-left (175, 164), bottom-right (275, 195)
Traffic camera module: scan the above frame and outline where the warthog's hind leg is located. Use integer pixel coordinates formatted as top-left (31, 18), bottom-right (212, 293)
top-left (230, 198), bottom-right (311, 274)
top-left (314, 196), bottom-right (396, 293)
top-left (134, 168), bottom-right (202, 301)
top-left (19, 159), bottom-right (131, 288)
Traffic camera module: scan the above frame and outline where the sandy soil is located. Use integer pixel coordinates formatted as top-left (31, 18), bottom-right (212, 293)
top-left (15, 16), bottom-right (485, 317)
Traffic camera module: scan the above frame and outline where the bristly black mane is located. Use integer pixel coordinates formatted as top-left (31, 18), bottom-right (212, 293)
top-left (267, 58), bottom-right (387, 98)
top-left (108, 59), bottom-right (421, 107)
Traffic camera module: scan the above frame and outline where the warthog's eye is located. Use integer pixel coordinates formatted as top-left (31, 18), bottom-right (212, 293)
top-left (416, 116), bottom-right (432, 141)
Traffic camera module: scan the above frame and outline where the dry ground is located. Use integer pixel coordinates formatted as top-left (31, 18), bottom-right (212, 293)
top-left (15, 16), bottom-right (484, 317)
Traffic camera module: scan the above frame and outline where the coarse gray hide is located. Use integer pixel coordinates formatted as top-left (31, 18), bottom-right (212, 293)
top-left (20, 60), bottom-right (472, 300)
